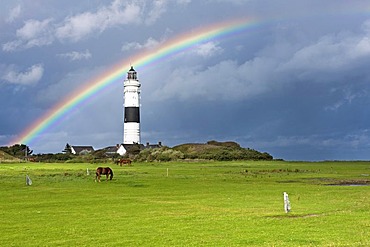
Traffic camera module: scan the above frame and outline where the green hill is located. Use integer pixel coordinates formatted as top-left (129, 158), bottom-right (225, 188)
top-left (0, 150), bottom-right (20, 162)
top-left (135, 140), bottom-right (273, 162)
top-left (173, 140), bottom-right (273, 161)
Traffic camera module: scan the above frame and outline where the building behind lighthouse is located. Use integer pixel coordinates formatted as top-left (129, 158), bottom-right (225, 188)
top-left (123, 66), bottom-right (141, 144)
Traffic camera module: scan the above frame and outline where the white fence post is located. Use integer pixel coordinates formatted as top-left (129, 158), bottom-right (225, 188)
top-left (26, 175), bottom-right (32, 186)
top-left (283, 192), bottom-right (291, 213)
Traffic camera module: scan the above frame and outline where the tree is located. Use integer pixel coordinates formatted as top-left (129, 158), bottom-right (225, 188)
top-left (0, 144), bottom-right (33, 158)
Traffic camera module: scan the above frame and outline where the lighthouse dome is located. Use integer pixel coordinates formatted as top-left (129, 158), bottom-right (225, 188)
top-left (129, 66), bottom-right (136, 72)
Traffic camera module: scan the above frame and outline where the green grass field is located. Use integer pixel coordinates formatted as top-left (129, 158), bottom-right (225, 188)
top-left (0, 161), bottom-right (369, 246)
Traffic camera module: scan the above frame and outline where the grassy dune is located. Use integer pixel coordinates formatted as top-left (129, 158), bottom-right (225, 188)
top-left (0, 150), bottom-right (20, 162)
top-left (0, 161), bottom-right (369, 246)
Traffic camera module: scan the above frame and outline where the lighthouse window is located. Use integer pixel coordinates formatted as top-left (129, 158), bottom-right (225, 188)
top-left (127, 73), bottom-right (138, 80)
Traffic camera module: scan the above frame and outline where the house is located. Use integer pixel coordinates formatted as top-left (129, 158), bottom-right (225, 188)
top-left (117, 143), bottom-right (144, 156)
top-left (101, 146), bottom-right (120, 156)
top-left (116, 142), bottom-right (162, 156)
top-left (145, 141), bottom-right (162, 149)
top-left (63, 143), bottom-right (94, 155)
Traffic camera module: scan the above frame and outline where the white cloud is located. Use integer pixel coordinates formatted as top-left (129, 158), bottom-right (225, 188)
top-left (280, 23), bottom-right (370, 72)
top-left (150, 58), bottom-right (277, 102)
top-left (281, 35), bottom-right (350, 71)
top-left (177, 0), bottom-right (191, 4)
top-left (2, 0), bottom-right (188, 51)
top-left (122, 37), bottom-right (161, 51)
top-left (143, 0), bottom-right (192, 24)
top-left (2, 64), bottom-right (44, 85)
top-left (57, 50), bottom-right (92, 61)
top-left (133, 40), bottom-right (222, 62)
top-left (16, 19), bottom-right (52, 40)
top-left (2, 40), bottom-right (22, 52)
top-left (3, 1), bottom-right (143, 50)
top-left (211, 0), bottom-right (250, 4)
top-left (145, 0), bottom-right (168, 25)
top-left (325, 88), bottom-right (368, 111)
top-left (192, 41), bottom-right (223, 57)
top-left (149, 19), bottom-right (370, 103)
top-left (361, 19), bottom-right (370, 34)
top-left (18, 19), bottom-right (54, 47)
top-left (55, 1), bottom-right (141, 42)
top-left (6, 4), bottom-right (22, 23)
top-left (2, 19), bottom-right (54, 51)
top-left (353, 36), bottom-right (370, 57)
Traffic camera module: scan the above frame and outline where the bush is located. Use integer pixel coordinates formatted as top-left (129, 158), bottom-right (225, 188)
top-left (135, 147), bottom-right (184, 162)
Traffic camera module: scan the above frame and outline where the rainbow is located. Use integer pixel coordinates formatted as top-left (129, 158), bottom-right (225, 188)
top-left (11, 18), bottom-right (258, 146)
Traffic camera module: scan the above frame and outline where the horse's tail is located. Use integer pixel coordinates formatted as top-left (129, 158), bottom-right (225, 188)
top-left (110, 168), bottom-right (114, 180)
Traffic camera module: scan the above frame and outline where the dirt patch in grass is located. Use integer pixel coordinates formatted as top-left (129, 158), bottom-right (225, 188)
top-left (293, 177), bottom-right (370, 186)
top-left (276, 180), bottom-right (301, 183)
top-left (326, 179), bottom-right (370, 186)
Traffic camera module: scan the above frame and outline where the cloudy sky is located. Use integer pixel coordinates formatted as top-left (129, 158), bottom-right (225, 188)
top-left (1, 0), bottom-right (370, 161)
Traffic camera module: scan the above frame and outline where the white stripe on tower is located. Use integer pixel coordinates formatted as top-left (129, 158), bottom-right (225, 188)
top-left (123, 66), bottom-right (141, 144)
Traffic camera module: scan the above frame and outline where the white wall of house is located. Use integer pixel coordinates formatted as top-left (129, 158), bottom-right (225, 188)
top-left (117, 145), bottom-right (127, 156)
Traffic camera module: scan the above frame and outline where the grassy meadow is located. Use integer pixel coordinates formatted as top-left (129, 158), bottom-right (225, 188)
top-left (0, 161), bottom-right (369, 246)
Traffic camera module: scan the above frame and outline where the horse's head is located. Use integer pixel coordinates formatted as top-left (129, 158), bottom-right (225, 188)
top-left (109, 168), bottom-right (114, 180)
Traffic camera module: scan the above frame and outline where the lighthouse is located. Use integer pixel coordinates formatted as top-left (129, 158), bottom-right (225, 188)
top-left (123, 66), bottom-right (141, 144)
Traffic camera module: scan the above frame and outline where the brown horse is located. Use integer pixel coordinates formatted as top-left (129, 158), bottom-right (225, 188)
top-left (27, 157), bottom-right (37, 162)
top-left (95, 167), bottom-right (113, 182)
top-left (116, 158), bottom-right (132, 166)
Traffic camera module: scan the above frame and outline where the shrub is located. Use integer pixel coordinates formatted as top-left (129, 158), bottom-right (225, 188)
top-left (135, 147), bottom-right (184, 162)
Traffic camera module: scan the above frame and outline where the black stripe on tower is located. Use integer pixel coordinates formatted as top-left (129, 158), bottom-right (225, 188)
top-left (124, 107), bottom-right (140, 123)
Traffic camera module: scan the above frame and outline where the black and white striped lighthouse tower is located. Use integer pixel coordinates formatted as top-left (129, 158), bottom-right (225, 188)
top-left (123, 66), bottom-right (141, 144)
